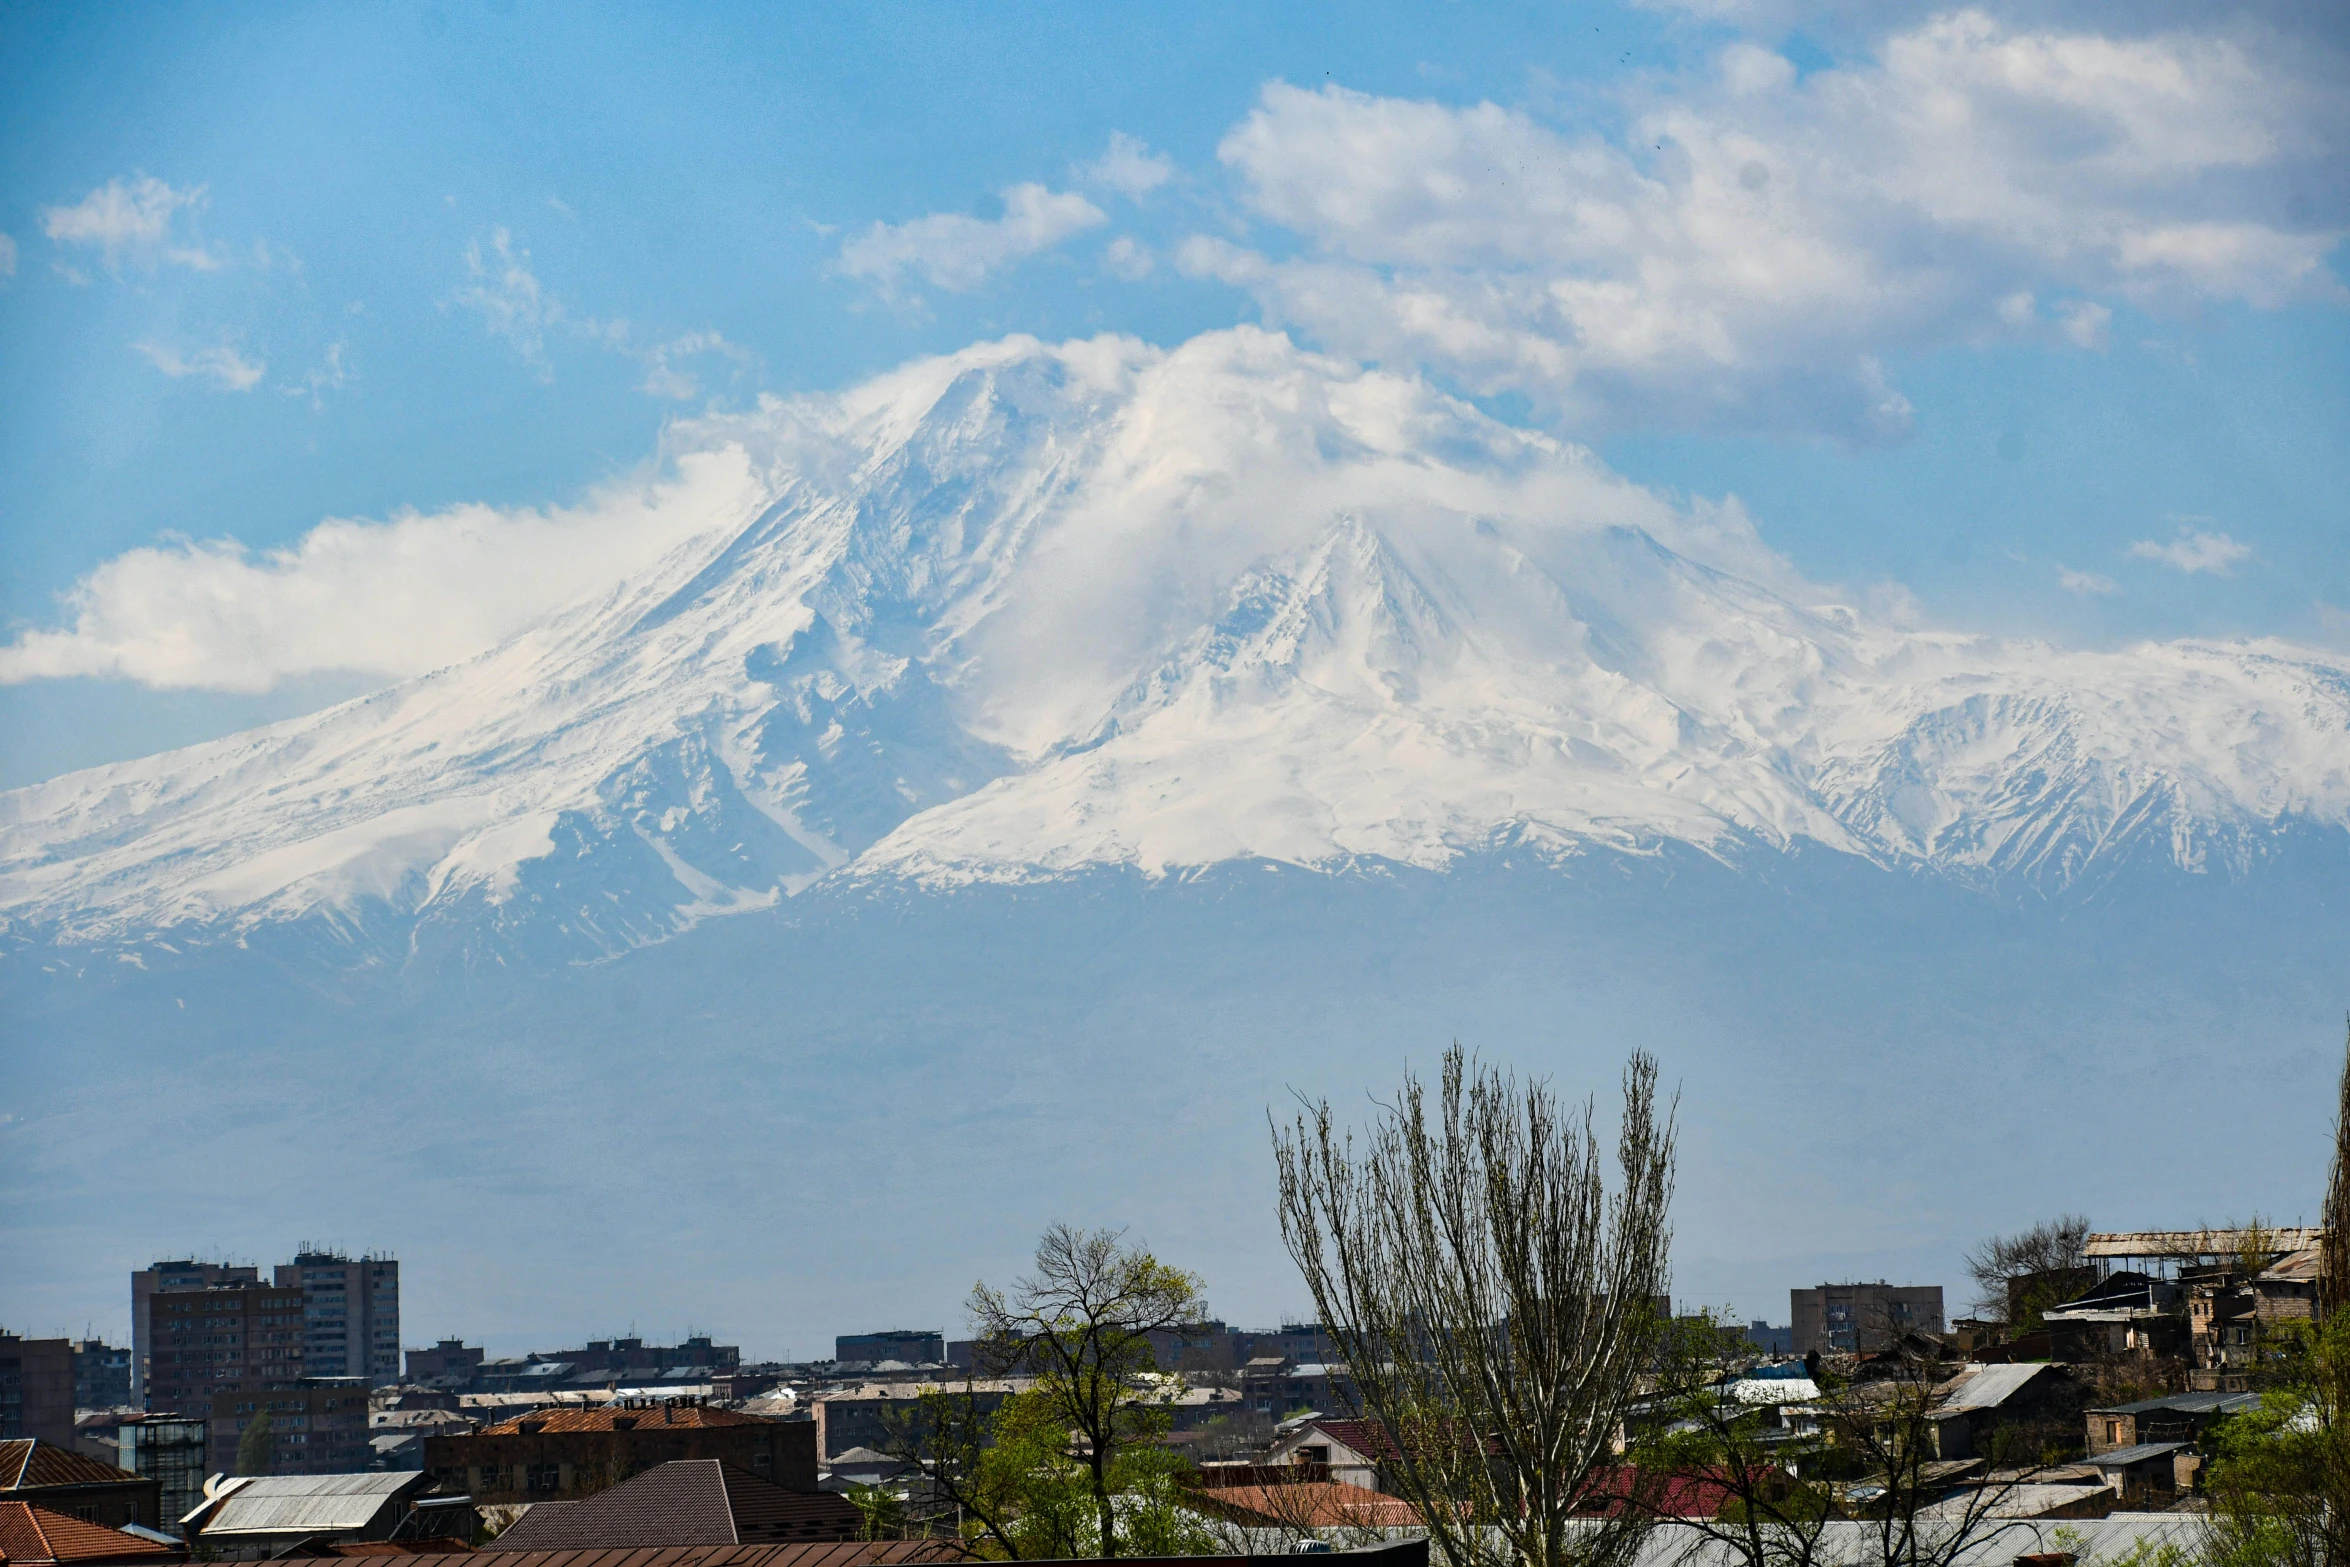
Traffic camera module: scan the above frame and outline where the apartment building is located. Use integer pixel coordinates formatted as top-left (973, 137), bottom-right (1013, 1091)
top-left (129, 1262), bottom-right (259, 1407)
top-left (142, 1283), bottom-right (306, 1416)
top-left (273, 1252), bottom-right (401, 1385)
top-left (1790, 1282), bottom-right (1945, 1356)
top-left (0, 1336), bottom-right (76, 1446)
top-left (206, 1379), bottom-right (372, 1477)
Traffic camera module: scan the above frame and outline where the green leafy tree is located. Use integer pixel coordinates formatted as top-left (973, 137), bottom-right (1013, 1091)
top-left (968, 1224), bottom-right (1208, 1558)
top-left (232, 1409), bottom-right (274, 1477)
top-left (2204, 1025), bottom-right (2350, 1567)
top-left (845, 1482), bottom-right (906, 1542)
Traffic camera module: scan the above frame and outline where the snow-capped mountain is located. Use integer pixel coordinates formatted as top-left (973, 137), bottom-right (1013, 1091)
top-left (5, 326), bottom-right (2347, 958)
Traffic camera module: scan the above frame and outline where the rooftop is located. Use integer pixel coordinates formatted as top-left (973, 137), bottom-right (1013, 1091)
top-left (0, 1441), bottom-right (146, 1492)
top-left (2093, 1391), bottom-right (2263, 1418)
top-left (482, 1463), bottom-right (858, 1551)
top-left (0, 1502), bottom-right (183, 1565)
top-left (186, 1474), bottom-right (426, 1538)
top-left (2088, 1443), bottom-right (2190, 1468)
top-left (478, 1406), bottom-right (765, 1436)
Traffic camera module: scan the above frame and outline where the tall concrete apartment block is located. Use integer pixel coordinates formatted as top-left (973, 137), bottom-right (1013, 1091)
top-left (273, 1251), bottom-right (401, 1384)
top-left (1790, 1282), bottom-right (1946, 1356)
top-left (131, 1261), bottom-right (260, 1407)
top-left (0, 1332), bottom-right (77, 1445)
top-left (142, 1282), bottom-right (307, 1416)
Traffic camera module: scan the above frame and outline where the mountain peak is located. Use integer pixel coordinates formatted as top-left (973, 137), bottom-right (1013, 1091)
top-left (6, 330), bottom-right (2348, 955)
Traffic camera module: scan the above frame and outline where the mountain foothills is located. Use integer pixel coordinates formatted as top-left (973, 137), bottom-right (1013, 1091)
top-left (4, 326), bottom-right (2347, 965)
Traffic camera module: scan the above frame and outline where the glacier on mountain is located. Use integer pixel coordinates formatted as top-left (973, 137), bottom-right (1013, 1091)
top-left (4, 326), bottom-right (2346, 955)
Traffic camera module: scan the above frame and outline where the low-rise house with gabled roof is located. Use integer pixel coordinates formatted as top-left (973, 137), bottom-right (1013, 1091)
top-left (0, 1440), bottom-right (163, 1530)
top-left (480, 1460), bottom-right (859, 1549)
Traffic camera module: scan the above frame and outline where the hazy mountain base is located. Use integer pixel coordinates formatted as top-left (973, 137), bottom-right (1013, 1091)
top-left (4, 835), bottom-right (2345, 1350)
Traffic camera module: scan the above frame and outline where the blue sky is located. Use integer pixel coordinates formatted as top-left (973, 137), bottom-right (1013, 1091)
top-left (1, 0), bottom-right (2345, 787)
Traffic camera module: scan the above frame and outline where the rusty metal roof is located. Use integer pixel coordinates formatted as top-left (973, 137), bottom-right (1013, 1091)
top-left (2086, 1229), bottom-right (2323, 1259)
top-left (479, 1408), bottom-right (768, 1436)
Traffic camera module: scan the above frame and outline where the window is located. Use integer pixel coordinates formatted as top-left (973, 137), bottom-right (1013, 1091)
top-left (527, 1464), bottom-right (561, 1492)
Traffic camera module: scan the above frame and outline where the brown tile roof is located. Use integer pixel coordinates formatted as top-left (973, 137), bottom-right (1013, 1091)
top-left (0, 1443), bottom-right (146, 1492)
top-left (479, 1409), bottom-right (767, 1437)
top-left (0, 1502), bottom-right (184, 1564)
top-left (481, 1464), bottom-right (861, 1551)
top-left (338, 1548), bottom-right (956, 1567)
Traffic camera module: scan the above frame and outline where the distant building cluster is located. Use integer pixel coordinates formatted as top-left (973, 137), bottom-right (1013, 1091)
top-left (0, 1220), bottom-right (2319, 1563)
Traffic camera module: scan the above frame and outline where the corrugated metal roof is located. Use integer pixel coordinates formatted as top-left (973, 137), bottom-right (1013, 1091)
top-left (2086, 1228), bottom-right (2323, 1259)
top-left (2093, 1391), bottom-right (2261, 1418)
top-left (1939, 1363), bottom-right (2049, 1412)
top-left (2090, 1442), bottom-right (2188, 1467)
top-left (198, 1473), bottom-right (422, 1536)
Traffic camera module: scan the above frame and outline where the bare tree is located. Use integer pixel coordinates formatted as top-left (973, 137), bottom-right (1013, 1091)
top-left (1960, 1216), bottom-right (2093, 1324)
top-left (1273, 1045), bottom-right (1677, 1567)
top-left (968, 1224), bottom-right (1207, 1558)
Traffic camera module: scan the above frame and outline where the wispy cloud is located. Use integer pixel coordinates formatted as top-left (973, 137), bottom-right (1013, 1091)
top-left (456, 227), bottom-right (560, 378)
top-left (0, 232), bottom-right (16, 281)
top-left (639, 330), bottom-right (756, 400)
top-left (837, 184), bottom-right (1106, 297)
top-left (42, 176), bottom-right (222, 273)
top-left (134, 339), bottom-right (266, 392)
top-left (1078, 132), bottom-right (1174, 198)
top-left (2057, 566), bottom-right (2119, 596)
top-left (2128, 526), bottom-right (2254, 575)
top-left (454, 228), bottom-right (752, 400)
top-left (284, 342), bottom-right (350, 409)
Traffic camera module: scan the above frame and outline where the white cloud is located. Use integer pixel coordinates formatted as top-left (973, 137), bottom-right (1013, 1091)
top-left (41, 176), bottom-right (221, 272)
top-left (640, 330), bottom-right (756, 400)
top-left (284, 342), bottom-right (350, 409)
top-left (1102, 235), bottom-right (1155, 280)
top-left (134, 339), bottom-right (266, 392)
top-left (0, 232), bottom-right (16, 280)
top-left (454, 229), bottom-right (753, 400)
top-left (2058, 565), bottom-right (2119, 594)
top-left (2129, 526), bottom-right (2254, 574)
top-left (837, 183), bottom-right (1106, 296)
top-left (0, 449), bottom-right (765, 692)
top-left (456, 228), bottom-right (559, 378)
top-left (1078, 132), bottom-right (1175, 198)
top-left (1193, 12), bottom-right (2347, 439)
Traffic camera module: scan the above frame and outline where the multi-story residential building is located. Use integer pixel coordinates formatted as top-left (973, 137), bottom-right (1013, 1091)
top-left (206, 1379), bottom-right (372, 1477)
top-left (142, 1283), bottom-right (306, 1417)
top-left (1790, 1283), bottom-right (1945, 1356)
top-left (272, 1252), bottom-right (401, 1386)
top-left (73, 1342), bottom-right (133, 1412)
top-left (130, 1262), bottom-right (259, 1407)
top-left (0, 1335), bottom-right (76, 1446)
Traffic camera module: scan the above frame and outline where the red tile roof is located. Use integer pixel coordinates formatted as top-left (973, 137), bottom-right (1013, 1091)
top-left (482, 1464), bottom-right (860, 1551)
top-left (0, 1444), bottom-right (146, 1493)
top-left (479, 1410), bottom-right (767, 1437)
top-left (0, 1502), bottom-right (184, 1564)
